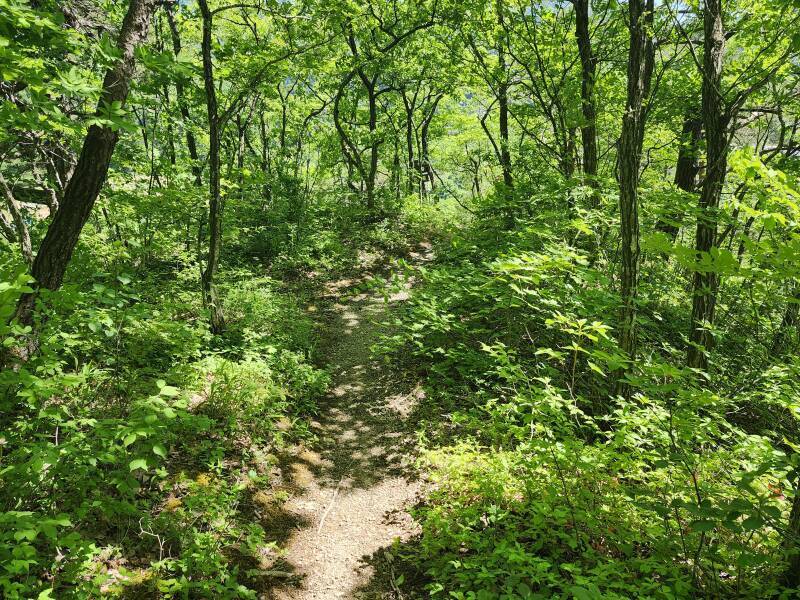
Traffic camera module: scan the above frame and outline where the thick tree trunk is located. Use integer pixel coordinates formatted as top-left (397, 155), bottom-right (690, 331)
top-left (572, 0), bottom-right (598, 195)
top-left (616, 0), bottom-right (654, 395)
top-left (656, 113), bottom-right (702, 240)
top-left (199, 0), bottom-right (226, 334)
top-left (688, 0), bottom-right (727, 370)
top-left (15, 0), bottom-right (156, 326)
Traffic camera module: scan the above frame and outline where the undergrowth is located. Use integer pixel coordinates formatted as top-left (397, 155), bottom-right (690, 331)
top-left (377, 182), bottom-right (800, 599)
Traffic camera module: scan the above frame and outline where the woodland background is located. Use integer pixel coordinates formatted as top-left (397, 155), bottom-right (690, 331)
top-left (2, 0), bottom-right (800, 597)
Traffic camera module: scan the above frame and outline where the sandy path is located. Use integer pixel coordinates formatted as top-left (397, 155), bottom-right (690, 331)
top-left (262, 247), bottom-right (430, 599)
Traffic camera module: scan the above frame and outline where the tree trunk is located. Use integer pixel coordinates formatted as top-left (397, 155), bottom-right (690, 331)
top-left (0, 176), bottom-right (33, 268)
top-left (259, 112), bottom-right (273, 206)
top-left (656, 113), bottom-right (702, 240)
top-left (420, 95), bottom-right (441, 196)
top-left (333, 68), bottom-right (367, 200)
top-left (0, 210), bottom-right (16, 242)
top-left (772, 284), bottom-right (800, 355)
top-left (496, 0), bottom-right (513, 219)
top-left (199, 0), bottom-right (226, 334)
top-left (421, 127), bottom-right (432, 195)
top-left (572, 0), bottom-right (598, 196)
top-left (392, 136), bottom-right (401, 200)
top-left (364, 79), bottom-right (379, 211)
top-left (687, 0), bottom-right (727, 370)
top-left (15, 0), bottom-right (156, 326)
top-left (237, 114), bottom-right (246, 203)
top-left (165, 5), bottom-right (203, 259)
top-left (783, 478), bottom-right (800, 588)
top-left (616, 0), bottom-right (655, 395)
top-left (165, 5), bottom-right (202, 187)
top-left (401, 90), bottom-right (419, 196)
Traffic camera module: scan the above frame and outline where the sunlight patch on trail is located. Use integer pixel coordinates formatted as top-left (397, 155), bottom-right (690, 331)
top-left (260, 246), bottom-right (432, 599)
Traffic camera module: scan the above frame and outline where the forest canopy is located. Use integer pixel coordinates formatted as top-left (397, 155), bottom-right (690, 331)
top-left (1, 0), bottom-right (800, 597)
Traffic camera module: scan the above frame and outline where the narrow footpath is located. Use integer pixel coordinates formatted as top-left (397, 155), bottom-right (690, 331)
top-left (263, 245), bottom-right (431, 599)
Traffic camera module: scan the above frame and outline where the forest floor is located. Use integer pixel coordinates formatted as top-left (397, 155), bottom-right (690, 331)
top-left (261, 244), bottom-right (432, 599)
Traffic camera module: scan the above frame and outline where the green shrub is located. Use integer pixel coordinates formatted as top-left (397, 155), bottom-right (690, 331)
top-left (381, 223), bottom-right (800, 598)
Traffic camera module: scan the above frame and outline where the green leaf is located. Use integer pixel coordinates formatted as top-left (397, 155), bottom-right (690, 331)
top-left (741, 514), bottom-right (765, 531)
top-left (690, 519), bottom-right (716, 532)
top-left (14, 529), bottom-right (38, 542)
top-left (570, 586), bottom-right (594, 600)
top-left (152, 444), bottom-right (167, 458)
top-left (129, 458), bottom-right (148, 471)
top-left (587, 360), bottom-right (604, 375)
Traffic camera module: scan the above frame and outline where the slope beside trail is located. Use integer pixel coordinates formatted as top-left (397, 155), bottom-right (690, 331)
top-left (261, 245), bottom-right (432, 599)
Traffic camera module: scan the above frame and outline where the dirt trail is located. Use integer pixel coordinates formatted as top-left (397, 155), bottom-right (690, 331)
top-left (262, 245), bottom-right (430, 600)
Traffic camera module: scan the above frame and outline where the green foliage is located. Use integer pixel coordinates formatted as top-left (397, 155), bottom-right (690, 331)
top-left (0, 253), bottom-right (327, 597)
top-left (194, 353), bottom-right (327, 438)
top-left (2, 0), bottom-right (800, 597)
top-left (380, 210), bottom-right (800, 597)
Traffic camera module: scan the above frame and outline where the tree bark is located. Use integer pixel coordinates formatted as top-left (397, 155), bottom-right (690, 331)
top-left (344, 26), bottom-right (380, 211)
top-left (656, 113), bottom-right (702, 240)
top-left (420, 94), bottom-right (442, 196)
top-left (333, 69), bottom-right (367, 198)
top-left (772, 284), bottom-right (800, 355)
top-left (687, 0), bottom-right (727, 370)
top-left (198, 0), bottom-right (226, 334)
top-left (258, 112), bottom-right (273, 205)
top-left (783, 477), bottom-right (800, 588)
top-left (496, 0), bottom-right (514, 220)
top-left (572, 0), bottom-right (598, 196)
top-left (165, 5), bottom-right (202, 187)
top-left (0, 176), bottom-right (33, 268)
top-left (365, 78), bottom-right (379, 210)
top-left (401, 89), bottom-right (420, 196)
top-left (616, 0), bottom-right (655, 395)
top-left (15, 0), bottom-right (156, 326)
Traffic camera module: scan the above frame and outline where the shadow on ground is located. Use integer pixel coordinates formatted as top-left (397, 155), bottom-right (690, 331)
top-left (258, 246), bottom-right (432, 599)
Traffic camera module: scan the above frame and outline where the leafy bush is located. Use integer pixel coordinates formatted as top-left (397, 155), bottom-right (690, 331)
top-left (381, 218), bottom-right (800, 598)
top-left (193, 353), bottom-right (327, 439)
top-left (0, 258), bottom-right (327, 598)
